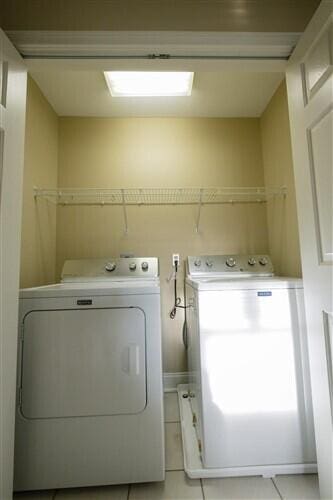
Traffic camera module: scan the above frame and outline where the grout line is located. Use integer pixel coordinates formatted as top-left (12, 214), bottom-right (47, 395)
top-left (127, 484), bottom-right (131, 500)
top-left (165, 467), bottom-right (185, 472)
top-left (200, 478), bottom-right (206, 500)
top-left (271, 478), bottom-right (283, 500)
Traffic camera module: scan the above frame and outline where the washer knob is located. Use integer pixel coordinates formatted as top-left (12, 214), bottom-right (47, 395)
top-left (105, 262), bottom-right (116, 272)
top-left (226, 257), bottom-right (236, 268)
top-left (194, 259), bottom-right (201, 267)
top-left (129, 262), bottom-right (137, 271)
top-left (206, 260), bottom-right (213, 268)
top-left (248, 258), bottom-right (256, 266)
top-left (141, 261), bottom-right (149, 271)
top-left (259, 257), bottom-right (268, 266)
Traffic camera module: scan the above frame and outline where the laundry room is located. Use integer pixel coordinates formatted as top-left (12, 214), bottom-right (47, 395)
top-left (20, 66), bottom-right (299, 375)
top-left (1, 2), bottom-right (332, 500)
top-left (13, 59), bottom-right (314, 498)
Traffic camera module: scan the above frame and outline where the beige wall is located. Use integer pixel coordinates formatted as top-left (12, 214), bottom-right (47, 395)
top-left (57, 117), bottom-right (269, 372)
top-left (260, 80), bottom-right (302, 277)
top-left (20, 76), bottom-right (58, 288)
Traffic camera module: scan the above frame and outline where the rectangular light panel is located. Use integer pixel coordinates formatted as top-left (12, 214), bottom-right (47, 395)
top-left (104, 71), bottom-right (194, 97)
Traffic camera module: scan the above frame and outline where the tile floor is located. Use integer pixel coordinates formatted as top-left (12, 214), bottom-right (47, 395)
top-left (13, 392), bottom-right (320, 500)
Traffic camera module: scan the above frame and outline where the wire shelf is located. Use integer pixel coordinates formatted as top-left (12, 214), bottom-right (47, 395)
top-left (34, 187), bottom-right (286, 206)
top-left (34, 186), bottom-right (286, 233)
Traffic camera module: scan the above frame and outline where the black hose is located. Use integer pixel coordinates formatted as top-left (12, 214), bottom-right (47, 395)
top-left (169, 262), bottom-right (187, 319)
top-left (182, 320), bottom-right (188, 349)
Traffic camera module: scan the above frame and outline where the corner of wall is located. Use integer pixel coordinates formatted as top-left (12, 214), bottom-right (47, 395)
top-left (259, 79), bottom-right (302, 278)
top-left (20, 75), bottom-right (59, 288)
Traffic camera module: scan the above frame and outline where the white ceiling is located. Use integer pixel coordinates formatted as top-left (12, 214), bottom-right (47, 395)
top-left (30, 69), bottom-right (284, 118)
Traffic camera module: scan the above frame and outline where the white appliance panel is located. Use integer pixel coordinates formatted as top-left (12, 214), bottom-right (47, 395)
top-left (187, 254), bottom-right (274, 278)
top-left (21, 308), bottom-right (146, 419)
top-left (61, 257), bottom-right (158, 282)
top-left (198, 286), bottom-right (316, 468)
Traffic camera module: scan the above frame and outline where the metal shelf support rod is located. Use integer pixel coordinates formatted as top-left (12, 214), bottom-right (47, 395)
top-left (121, 189), bottom-right (128, 234)
top-left (196, 188), bottom-right (204, 233)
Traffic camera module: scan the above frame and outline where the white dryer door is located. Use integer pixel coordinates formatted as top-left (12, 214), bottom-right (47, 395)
top-left (20, 307), bottom-right (146, 419)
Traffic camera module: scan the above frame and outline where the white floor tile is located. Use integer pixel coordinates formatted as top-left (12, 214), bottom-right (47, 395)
top-left (13, 491), bottom-right (55, 500)
top-left (202, 476), bottom-right (280, 500)
top-left (129, 470), bottom-right (203, 499)
top-left (164, 392), bottom-right (180, 423)
top-left (55, 484), bottom-right (129, 499)
top-left (273, 474), bottom-right (320, 499)
top-left (165, 422), bottom-right (184, 471)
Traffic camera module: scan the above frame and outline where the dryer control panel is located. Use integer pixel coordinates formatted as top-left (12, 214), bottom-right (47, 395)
top-left (61, 257), bottom-right (159, 282)
top-left (187, 254), bottom-right (274, 278)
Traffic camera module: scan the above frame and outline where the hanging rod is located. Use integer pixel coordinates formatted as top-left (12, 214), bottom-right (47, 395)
top-left (34, 186), bottom-right (286, 206)
top-left (23, 54), bottom-right (288, 60)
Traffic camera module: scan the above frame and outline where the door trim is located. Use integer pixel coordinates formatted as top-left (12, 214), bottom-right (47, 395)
top-left (6, 30), bottom-right (300, 60)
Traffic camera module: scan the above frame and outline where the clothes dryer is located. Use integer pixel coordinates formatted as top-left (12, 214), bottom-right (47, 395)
top-left (14, 257), bottom-right (164, 491)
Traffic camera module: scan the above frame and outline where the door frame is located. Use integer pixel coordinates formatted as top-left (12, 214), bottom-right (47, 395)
top-left (7, 29), bottom-right (300, 60)
top-left (4, 30), bottom-right (296, 90)
top-left (0, 28), bottom-right (27, 500)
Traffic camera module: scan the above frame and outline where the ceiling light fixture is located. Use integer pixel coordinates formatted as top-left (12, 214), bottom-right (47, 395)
top-left (104, 71), bottom-right (194, 97)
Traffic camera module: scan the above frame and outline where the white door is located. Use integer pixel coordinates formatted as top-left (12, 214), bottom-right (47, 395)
top-left (0, 30), bottom-right (27, 500)
top-left (20, 307), bottom-right (147, 418)
top-left (286, 1), bottom-right (333, 498)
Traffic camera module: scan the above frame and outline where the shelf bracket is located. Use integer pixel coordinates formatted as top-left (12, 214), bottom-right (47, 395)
top-left (121, 189), bottom-right (128, 234)
top-left (195, 188), bottom-right (204, 233)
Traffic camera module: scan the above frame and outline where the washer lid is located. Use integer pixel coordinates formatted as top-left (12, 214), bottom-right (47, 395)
top-left (186, 276), bottom-right (303, 291)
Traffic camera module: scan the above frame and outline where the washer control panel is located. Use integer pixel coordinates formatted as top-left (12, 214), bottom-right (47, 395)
top-left (187, 254), bottom-right (273, 277)
top-left (61, 257), bottom-right (159, 282)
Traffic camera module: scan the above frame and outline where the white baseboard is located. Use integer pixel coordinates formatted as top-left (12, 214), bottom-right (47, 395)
top-left (163, 372), bottom-right (189, 392)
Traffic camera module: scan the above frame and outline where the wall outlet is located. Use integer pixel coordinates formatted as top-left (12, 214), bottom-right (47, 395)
top-left (172, 254), bottom-right (180, 267)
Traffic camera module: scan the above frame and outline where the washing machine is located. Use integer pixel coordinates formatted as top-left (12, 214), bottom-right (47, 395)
top-left (181, 254), bottom-right (317, 478)
top-left (14, 257), bottom-right (164, 491)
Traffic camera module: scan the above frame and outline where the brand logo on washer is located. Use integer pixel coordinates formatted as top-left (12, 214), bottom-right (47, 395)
top-left (257, 291), bottom-right (272, 296)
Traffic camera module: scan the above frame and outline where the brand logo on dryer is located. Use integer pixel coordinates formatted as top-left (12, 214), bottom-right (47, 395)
top-left (77, 299), bottom-right (93, 305)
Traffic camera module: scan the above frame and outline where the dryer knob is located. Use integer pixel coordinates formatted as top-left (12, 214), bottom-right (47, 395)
top-left (141, 261), bottom-right (149, 271)
top-left (206, 260), bottom-right (213, 268)
top-left (194, 259), bottom-right (201, 267)
top-left (226, 257), bottom-right (236, 268)
top-left (105, 262), bottom-right (116, 272)
top-left (259, 257), bottom-right (268, 266)
top-left (248, 258), bottom-right (256, 266)
top-left (129, 262), bottom-right (137, 271)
